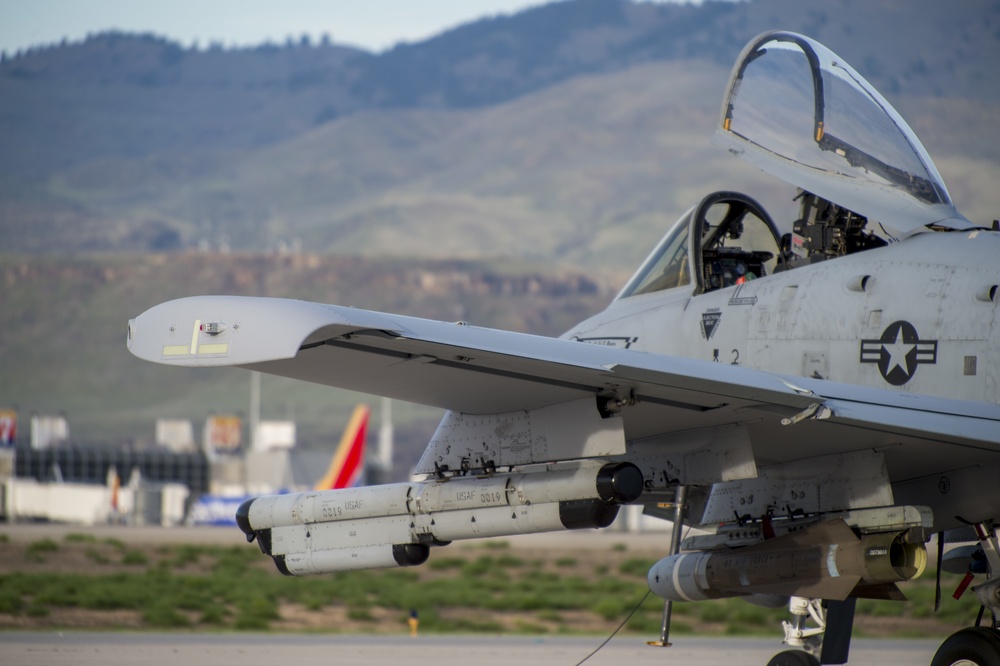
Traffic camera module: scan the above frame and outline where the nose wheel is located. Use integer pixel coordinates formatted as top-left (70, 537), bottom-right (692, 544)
top-left (767, 650), bottom-right (820, 666)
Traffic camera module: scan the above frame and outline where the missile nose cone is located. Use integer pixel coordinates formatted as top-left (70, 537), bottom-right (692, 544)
top-left (647, 557), bottom-right (671, 597)
top-left (392, 544), bottom-right (430, 567)
top-left (235, 498), bottom-right (255, 537)
top-left (597, 462), bottom-right (644, 504)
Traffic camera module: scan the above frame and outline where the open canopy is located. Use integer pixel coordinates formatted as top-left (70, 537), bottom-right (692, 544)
top-left (713, 31), bottom-right (971, 236)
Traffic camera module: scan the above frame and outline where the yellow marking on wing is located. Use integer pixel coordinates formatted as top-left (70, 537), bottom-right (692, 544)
top-left (190, 319), bottom-right (201, 355)
top-left (199, 343), bottom-right (229, 355)
top-left (162, 345), bottom-right (190, 356)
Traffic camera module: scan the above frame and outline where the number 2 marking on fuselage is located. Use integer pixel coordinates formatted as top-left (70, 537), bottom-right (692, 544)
top-left (712, 349), bottom-right (740, 365)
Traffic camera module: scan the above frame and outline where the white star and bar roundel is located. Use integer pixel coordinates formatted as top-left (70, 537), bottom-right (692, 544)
top-left (860, 320), bottom-right (938, 386)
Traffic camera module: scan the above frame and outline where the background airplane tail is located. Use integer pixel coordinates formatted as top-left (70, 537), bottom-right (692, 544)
top-left (314, 404), bottom-right (370, 490)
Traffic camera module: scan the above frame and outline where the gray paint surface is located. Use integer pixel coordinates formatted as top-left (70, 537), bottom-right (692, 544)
top-left (0, 633), bottom-right (939, 666)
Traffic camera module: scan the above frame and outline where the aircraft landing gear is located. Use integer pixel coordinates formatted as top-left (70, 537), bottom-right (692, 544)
top-left (767, 597), bottom-right (822, 665)
top-left (933, 523), bottom-right (1000, 666)
top-left (767, 650), bottom-right (820, 666)
top-left (930, 627), bottom-right (1000, 666)
top-left (781, 597), bottom-right (826, 655)
top-left (932, 576), bottom-right (1000, 666)
top-left (767, 595), bottom-right (855, 665)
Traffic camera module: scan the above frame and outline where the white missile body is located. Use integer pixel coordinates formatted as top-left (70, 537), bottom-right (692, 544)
top-left (237, 461), bottom-right (643, 575)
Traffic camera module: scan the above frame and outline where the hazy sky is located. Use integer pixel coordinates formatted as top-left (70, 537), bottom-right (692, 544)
top-left (0, 0), bottom-right (696, 55)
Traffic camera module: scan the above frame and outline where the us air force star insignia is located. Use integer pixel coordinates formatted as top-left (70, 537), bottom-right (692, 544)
top-left (860, 320), bottom-right (938, 385)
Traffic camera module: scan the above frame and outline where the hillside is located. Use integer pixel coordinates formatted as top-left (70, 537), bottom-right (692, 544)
top-left (1, 0), bottom-right (999, 262)
top-left (24, 59), bottom-right (771, 271)
top-left (5, 59), bottom-right (998, 270)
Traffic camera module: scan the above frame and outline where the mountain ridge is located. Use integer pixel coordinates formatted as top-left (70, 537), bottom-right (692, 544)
top-left (2, 0), bottom-right (998, 266)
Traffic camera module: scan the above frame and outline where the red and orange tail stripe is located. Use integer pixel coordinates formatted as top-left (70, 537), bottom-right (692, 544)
top-left (109, 468), bottom-right (120, 511)
top-left (314, 405), bottom-right (370, 491)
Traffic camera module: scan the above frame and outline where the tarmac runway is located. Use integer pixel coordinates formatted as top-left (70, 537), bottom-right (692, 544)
top-left (0, 633), bottom-right (941, 666)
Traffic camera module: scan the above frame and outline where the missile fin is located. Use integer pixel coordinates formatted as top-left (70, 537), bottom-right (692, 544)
top-left (777, 575), bottom-right (862, 601)
top-left (851, 582), bottom-right (907, 601)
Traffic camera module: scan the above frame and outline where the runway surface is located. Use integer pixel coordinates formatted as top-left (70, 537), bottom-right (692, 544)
top-left (0, 633), bottom-right (940, 666)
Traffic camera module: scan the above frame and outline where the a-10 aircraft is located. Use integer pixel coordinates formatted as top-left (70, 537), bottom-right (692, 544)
top-left (128, 32), bottom-right (1000, 666)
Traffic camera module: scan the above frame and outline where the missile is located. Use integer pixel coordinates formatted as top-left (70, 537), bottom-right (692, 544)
top-left (236, 461), bottom-right (642, 575)
top-left (647, 519), bottom-right (926, 602)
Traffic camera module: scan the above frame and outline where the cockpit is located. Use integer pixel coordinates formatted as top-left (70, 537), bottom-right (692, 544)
top-left (618, 192), bottom-right (781, 299)
top-left (617, 30), bottom-right (971, 302)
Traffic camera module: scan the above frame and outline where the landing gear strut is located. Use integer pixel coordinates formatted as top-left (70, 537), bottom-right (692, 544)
top-left (781, 597), bottom-right (826, 655)
top-left (767, 595), bottom-right (855, 665)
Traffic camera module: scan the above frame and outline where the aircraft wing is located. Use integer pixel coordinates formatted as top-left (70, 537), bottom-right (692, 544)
top-left (128, 295), bottom-right (1000, 484)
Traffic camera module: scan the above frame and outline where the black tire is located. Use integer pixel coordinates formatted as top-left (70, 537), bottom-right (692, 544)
top-left (766, 650), bottom-right (820, 666)
top-left (931, 627), bottom-right (1000, 666)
